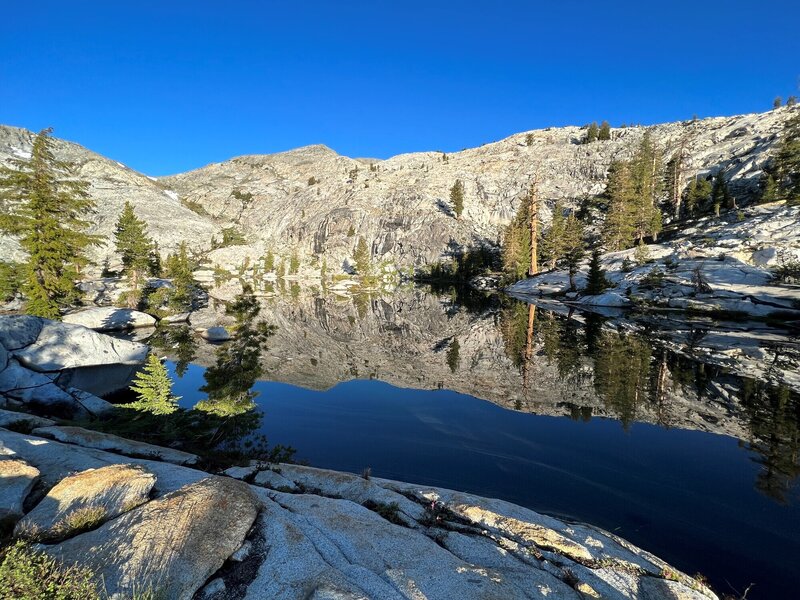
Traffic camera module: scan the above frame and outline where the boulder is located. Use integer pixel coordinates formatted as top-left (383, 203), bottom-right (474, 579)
top-left (63, 307), bottom-right (157, 331)
top-left (46, 477), bottom-right (259, 600)
top-left (10, 318), bottom-right (148, 371)
top-left (161, 312), bottom-right (191, 324)
top-left (31, 426), bottom-right (199, 466)
top-left (751, 247), bottom-right (779, 267)
top-left (199, 326), bottom-right (231, 342)
top-left (0, 458), bottom-right (40, 524)
top-left (15, 464), bottom-right (155, 541)
top-left (0, 315), bottom-right (43, 351)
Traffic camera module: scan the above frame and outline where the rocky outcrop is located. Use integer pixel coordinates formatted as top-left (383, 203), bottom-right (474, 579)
top-left (31, 426), bottom-right (198, 466)
top-left (0, 427), bottom-right (716, 600)
top-left (508, 202), bottom-right (800, 321)
top-left (63, 307), bottom-right (157, 331)
top-left (0, 315), bottom-right (148, 418)
top-left (14, 463), bottom-right (155, 541)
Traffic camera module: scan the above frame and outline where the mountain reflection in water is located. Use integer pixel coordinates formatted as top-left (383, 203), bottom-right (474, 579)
top-left (150, 286), bottom-right (799, 599)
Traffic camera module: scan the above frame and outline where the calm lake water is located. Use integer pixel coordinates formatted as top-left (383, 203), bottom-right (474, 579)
top-left (154, 287), bottom-right (800, 599)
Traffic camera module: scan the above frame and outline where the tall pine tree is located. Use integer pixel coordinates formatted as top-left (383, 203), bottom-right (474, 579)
top-left (562, 213), bottom-right (586, 291)
top-left (450, 180), bottom-right (465, 219)
top-left (0, 128), bottom-right (100, 318)
top-left (771, 112), bottom-right (800, 204)
top-left (164, 241), bottom-right (195, 312)
top-left (114, 201), bottom-right (155, 306)
top-left (540, 202), bottom-right (566, 270)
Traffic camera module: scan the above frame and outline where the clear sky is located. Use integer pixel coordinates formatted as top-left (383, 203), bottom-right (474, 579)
top-left (2, 1), bottom-right (798, 176)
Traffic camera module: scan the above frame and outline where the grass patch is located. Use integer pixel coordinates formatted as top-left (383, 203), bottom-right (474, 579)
top-left (52, 506), bottom-right (107, 540)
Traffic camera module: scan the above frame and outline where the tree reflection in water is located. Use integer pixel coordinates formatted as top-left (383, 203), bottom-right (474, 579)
top-left (500, 298), bottom-right (800, 503)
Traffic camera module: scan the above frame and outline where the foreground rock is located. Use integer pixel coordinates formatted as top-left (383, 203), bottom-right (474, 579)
top-left (15, 463), bottom-right (155, 541)
top-left (0, 457), bottom-right (39, 525)
top-left (63, 307), bottom-right (157, 331)
top-left (47, 476), bottom-right (258, 600)
top-left (0, 428), bottom-right (718, 600)
top-left (31, 426), bottom-right (199, 466)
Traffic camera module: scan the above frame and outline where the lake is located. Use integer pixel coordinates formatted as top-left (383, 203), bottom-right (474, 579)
top-left (152, 286), bottom-right (800, 599)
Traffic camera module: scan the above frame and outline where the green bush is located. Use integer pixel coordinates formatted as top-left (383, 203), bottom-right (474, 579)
top-left (0, 541), bottom-right (100, 599)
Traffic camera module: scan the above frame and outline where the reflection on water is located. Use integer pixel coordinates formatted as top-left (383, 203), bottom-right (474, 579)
top-left (154, 285), bottom-right (800, 599)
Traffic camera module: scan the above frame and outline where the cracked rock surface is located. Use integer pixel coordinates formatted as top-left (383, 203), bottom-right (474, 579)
top-left (0, 428), bottom-right (716, 600)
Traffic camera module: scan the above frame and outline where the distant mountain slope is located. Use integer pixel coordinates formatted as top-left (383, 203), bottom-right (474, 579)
top-left (1, 107), bottom-right (796, 275)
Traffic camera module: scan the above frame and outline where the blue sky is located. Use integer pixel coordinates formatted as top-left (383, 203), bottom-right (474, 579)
top-left (2, 1), bottom-right (798, 175)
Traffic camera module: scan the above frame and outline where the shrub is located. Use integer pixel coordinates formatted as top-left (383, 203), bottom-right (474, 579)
top-left (362, 500), bottom-right (405, 526)
top-left (0, 541), bottom-right (100, 599)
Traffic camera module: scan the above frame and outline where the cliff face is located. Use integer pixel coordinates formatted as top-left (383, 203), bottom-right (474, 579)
top-left (2, 107), bottom-right (797, 275)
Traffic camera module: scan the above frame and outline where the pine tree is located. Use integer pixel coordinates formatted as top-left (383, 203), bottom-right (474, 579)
top-left (771, 112), bottom-right (800, 204)
top-left (598, 121), bottom-right (611, 141)
top-left (540, 202), bottom-right (566, 270)
top-left (127, 353), bottom-right (180, 415)
top-left (601, 161), bottom-right (637, 250)
top-left (774, 97), bottom-right (783, 109)
top-left (788, 96), bottom-right (798, 107)
top-left (585, 249), bottom-right (610, 295)
top-left (562, 213), bottom-right (586, 291)
top-left (759, 174), bottom-right (778, 203)
top-left (114, 201), bottom-right (155, 306)
top-left (0, 128), bottom-right (100, 318)
top-left (585, 122), bottom-right (599, 143)
top-left (450, 180), bottom-right (465, 219)
top-left (289, 252), bottom-right (300, 274)
top-left (628, 131), bottom-right (663, 242)
top-left (683, 176), bottom-right (713, 216)
top-left (354, 237), bottom-right (371, 275)
top-left (164, 241), bottom-right (194, 312)
top-left (501, 199), bottom-right (532, 281)
top-left (446, 338), bottom-right (460, 373)
top-left (711, 173), bottom-right (731, 216)
top-left (263, 250), bottom-right (275, 272)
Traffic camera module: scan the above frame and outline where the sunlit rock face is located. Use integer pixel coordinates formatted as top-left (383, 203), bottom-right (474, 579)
top-left (1, 107), bottom-right (797, 275)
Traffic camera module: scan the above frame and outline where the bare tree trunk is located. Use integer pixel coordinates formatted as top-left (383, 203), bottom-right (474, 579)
top-left (521, 303), bottom-right (536, 394)
top-left (528, 179), bottom-right (539, 277)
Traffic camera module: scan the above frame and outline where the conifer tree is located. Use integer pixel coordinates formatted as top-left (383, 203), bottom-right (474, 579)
top-left (114, 201), bottom-right (155, 306)
top-left (629, 131), bottom-right (663, 242)
top-left (164, 241), bottom-right (194, 311)
top-left (450, 180), bottom-right (465, 219)
top-left (354, 237), bottom-right (371, 276)
top-left (598, 121), bottom-right (611, 141)
top-left (683, 177), bottom-right (713, 216)
top-left (540, 202), bottom-right (566, 270)
top-left (711, 173), bottom-right (731, 216)
top-left (263, 250), bottom-right (275, 272)
top-left (446, 338), bottom-right (460, 373)
top-left (127, 353), bottom-right (180, 415)
top-left (601, 161), bottom-right (636, 250)
top-left (759, 173), bottom-right (779, 203)
top-left (0, 128), bottom-right (100, 318)
top-left (771, 112), bottom-right (800, 204)
top-left (585, 122), bottom-right (599, 143)
top-left (501, 199), bottom-right (532, 280)
top-left (562, 213), bottom-right (586, 291)
top-left (774, 97), bottom-right (783, 109)
top-left (289, 252), bottom-right (300, 274)
top-left (585, 249), bottom-right (610, 295)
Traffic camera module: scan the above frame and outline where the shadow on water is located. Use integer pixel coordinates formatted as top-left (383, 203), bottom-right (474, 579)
top-left (149, 284), bottom-right (799, 599)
